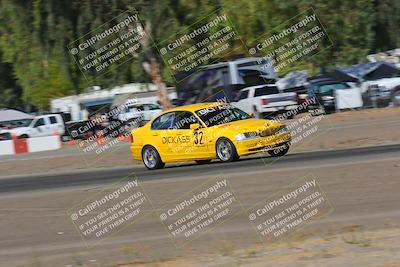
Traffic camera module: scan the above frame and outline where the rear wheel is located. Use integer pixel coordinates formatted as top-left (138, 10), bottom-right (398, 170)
top-left (142, 146), bottom-right (165, 170)
top-left (216, 138), bottom-right (239, 162)
top-left (268, 144), bottom-right (290, 157)
top-left (18, 134), bottom-right (29, 139)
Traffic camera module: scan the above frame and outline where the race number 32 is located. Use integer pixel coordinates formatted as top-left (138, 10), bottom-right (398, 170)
top-left (194, 131), bottom-right (204, 145)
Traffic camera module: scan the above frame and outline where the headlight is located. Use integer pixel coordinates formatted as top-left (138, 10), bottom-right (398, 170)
top-left (275, 125), bottom-right (288, 135)
top-left (379, 85), bottom-right (390, 91)
top-left (235, 133), bottom-right (246, 141)
top-left (235, 132), bottom-right (258, 141)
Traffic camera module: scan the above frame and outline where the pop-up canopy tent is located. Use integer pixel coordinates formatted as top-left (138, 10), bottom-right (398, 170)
top-left (0, 109), bottom-right (33, 123)
top-left (0, 109), bottom-right (34, 129)
top-left (330, 61), bottom-right (399, 82)
top-left (276, 71), bottom-right (308, 90)
top-left (307, 74), bottom-right (340, 85)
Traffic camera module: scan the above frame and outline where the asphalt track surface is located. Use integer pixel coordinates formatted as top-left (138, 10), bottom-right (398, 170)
top-left (1, 144), bottom-right (399, 193)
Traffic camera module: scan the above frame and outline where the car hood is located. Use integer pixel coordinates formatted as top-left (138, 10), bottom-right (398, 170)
top-left (214, 118), bottom-right (284, 134)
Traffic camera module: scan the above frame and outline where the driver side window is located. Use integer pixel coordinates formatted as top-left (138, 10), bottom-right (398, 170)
top-left (151, 112), bottom-right (175, 130)
top-left (173, 111), bottom-right (199, 130)
top-left (33, 118), bottom-right (45, 128)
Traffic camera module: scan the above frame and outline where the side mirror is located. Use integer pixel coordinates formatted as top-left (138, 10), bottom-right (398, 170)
top-left (248, 112), bottom-right (255, 118)
top-left (190, 123), bottom-right (200, 130)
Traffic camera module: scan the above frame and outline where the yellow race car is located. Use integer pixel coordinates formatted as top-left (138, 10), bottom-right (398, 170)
top-left (130, 102), bottom-right (291, 170)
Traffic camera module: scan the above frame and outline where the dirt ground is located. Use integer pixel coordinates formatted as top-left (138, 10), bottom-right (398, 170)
top-left (119, 227), bottom-right (400, 267)
top-left (1, 154), bottom-right (399, 267)
top-left (0, 107), bottom-right (399, 178)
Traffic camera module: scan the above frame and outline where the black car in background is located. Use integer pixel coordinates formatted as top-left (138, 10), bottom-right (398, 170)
top-left (306, 75), bottom-right (353, 114)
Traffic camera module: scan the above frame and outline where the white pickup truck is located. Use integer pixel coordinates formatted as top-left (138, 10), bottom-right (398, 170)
top-left (0, 114), bottom-right (65, 139)
top-left (360, 77), bottom-right (400, 107)
top-left (234, 84), bottom-right (298, 118)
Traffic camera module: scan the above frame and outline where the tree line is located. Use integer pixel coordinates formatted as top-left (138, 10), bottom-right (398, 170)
top-left (0, 0), bottom-right (399, 111)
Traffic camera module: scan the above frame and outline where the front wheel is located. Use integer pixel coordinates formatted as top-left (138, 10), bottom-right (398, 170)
top-left (216, 138), bottom-right (239, 162)
top-left (268, 144), bottom-right (290, 157)
top-left (142, 146), bottom-right (165, 170)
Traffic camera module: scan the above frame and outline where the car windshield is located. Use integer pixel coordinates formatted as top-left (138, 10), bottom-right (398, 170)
top-left (3, 119), bottom-right (33, 128)
top-left (195, 105), bottom-right (250, 127)
top-left (319, 83), bottom-right (349, 93)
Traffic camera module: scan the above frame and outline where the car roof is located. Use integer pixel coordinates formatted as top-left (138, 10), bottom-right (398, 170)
top-left (161, 102), bottom-right (227, 113)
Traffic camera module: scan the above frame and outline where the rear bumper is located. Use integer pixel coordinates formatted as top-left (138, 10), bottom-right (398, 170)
top-left (261, 105), bottom-right (298, 112)
top-left (130, 144), bottom-right (142, 161)
top-left (234, 132), bottom-right (291, 156)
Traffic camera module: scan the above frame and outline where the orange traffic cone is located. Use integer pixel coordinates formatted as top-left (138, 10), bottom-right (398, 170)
top-left (97, 133), bottom-right (104, 145)
top-left (69, 139), bottom-right (75, 146)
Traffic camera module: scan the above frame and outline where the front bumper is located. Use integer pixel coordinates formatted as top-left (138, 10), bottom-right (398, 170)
top-left (234, 132), bottom-right (291, 156)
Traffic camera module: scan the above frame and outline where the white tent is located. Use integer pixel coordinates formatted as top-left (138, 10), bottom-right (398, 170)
top-left (0, 109), bottom-right (33, 122)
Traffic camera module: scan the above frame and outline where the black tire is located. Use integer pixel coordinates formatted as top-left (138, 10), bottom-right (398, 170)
top-left (18, 134), bottom-right (29, 139)
top-left (142, 145), bottom-right (165, 170)
top-left (392, 90), bottom-right (400, 107)
top-left (195, 159), bottom-right (212, 165)
top-left (268, 144), bottom-right (290, 157)
top-left (216, 138), bottom-right (239, 162)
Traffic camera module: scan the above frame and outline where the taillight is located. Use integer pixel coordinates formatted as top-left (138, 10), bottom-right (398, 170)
top-left (261, 98), bottom-right (268, 105)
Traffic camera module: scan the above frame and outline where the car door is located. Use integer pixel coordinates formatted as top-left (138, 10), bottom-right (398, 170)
top-left (168, 111), bottom-right (209, 160)
top-left (49, 115), bottom-right (65, 135)
top-left (149, 112), bottom-right (176, 160)
top-left (32, 118), bottom-right (48, 137)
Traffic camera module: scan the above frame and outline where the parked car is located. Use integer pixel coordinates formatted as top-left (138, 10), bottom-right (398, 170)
top-left (361, 77), bottom-right (400, 107)
top-left (332, 62), bottom-right (400, 107)
top-left (306, 75), bottom-right (363, 114)
top-left (117, 102), bottom-right (162, 125)
top-left (234, 84), bottom-right (298, 118)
